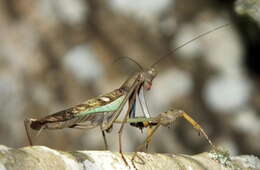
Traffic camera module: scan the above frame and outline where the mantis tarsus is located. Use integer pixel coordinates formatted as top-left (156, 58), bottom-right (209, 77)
top-left (24, 23), bottom-right (228, 166)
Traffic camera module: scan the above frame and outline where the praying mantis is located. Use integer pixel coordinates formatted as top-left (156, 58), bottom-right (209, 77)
top-left (24, 24), bottom-right (228, 165)
top-left (24, 66), bottom-right (156, 147)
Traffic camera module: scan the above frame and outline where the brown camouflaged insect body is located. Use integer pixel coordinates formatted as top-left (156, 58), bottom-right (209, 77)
top-left (30, 89), bottom-right (125, 130)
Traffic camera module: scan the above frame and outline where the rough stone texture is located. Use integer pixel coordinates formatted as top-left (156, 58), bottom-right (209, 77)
top-left (235, 0), bottom-right (260, 24)
top-left (0, 145), bottom-right (259, 170)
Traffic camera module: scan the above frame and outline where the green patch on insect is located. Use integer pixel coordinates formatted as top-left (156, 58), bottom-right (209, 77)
top-left (82, 96), bottom-right (124, 115)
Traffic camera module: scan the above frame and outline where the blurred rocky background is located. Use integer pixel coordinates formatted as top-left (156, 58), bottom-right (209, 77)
top-left (0, 0), bottom-right (259, 158)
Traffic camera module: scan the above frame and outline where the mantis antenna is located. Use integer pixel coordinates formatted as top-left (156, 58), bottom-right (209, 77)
top-left (151, 23), bottom-right (229, 68)
top-left (114, 56), bottom-right (144, 71)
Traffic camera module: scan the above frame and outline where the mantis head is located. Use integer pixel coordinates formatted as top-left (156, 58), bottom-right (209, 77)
top-left (143, 67), bottom-right (157, 91)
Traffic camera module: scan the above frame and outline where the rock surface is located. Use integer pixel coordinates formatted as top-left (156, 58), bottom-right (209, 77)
top-left (0, 145), bottom-right (259, 170)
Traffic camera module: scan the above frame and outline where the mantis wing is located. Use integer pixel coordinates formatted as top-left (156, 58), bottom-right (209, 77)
top-left (101, 77), bottom-right (141, 130)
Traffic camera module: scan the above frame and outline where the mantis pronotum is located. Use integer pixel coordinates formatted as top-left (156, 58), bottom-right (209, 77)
top-left (24, 24), bottom-right (228, 166)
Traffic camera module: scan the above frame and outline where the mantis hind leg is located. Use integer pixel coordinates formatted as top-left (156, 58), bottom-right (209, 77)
top-left (101, 126), bottom-right (108, 150)
top-left (24, 118), bottom-right (34, 146)
top-left (24, 118), bottom-right (47, 146)
top-left (70, 124), bottom-right (109, 150)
